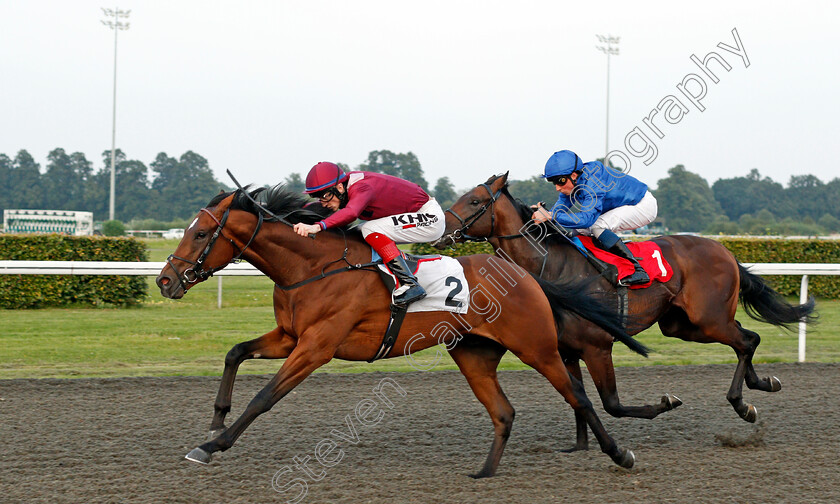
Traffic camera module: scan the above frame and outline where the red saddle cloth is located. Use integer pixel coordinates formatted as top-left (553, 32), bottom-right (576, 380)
top-left (578, 236), bottom-right (674, 289)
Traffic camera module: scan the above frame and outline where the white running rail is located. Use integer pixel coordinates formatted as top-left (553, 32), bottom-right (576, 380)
top-left (2, 261), bottom-right (838, 362)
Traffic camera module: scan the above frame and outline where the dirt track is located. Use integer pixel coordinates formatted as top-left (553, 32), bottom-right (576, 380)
top-left (2, 362), bottom-right (839, 503)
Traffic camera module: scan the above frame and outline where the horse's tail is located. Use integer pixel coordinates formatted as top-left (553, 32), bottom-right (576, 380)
top-left (533, 275), bottom-right (649, 357)
top-left (738, 262), bottom-right (817, 329)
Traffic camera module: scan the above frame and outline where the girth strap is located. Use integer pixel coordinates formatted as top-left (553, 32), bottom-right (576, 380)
top-left (368, 303), bottom-right (409, 362)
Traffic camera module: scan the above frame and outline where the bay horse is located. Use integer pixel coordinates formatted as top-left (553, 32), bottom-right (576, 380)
top-left (156, 184), bottom-right (644, 477)
top-left (437, 172), bottom-right (816, 450)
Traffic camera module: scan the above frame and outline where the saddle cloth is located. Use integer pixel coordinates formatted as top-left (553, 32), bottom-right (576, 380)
top-left (372, 251), bottom-right (470, 314)
top-left (577, 236), bottom-right (674, 289)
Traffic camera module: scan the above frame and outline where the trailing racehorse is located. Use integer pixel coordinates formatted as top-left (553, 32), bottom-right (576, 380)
top-left (156, 184), bottom-right (645, 477)
top-left (436, 172), bottom-right (816, 450)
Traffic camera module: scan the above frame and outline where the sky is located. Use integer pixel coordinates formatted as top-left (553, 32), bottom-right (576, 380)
top-left (1, 0), bottom-right (838, 194)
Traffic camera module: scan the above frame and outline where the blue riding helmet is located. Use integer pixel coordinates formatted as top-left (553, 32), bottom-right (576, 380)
top-left (543, 150), bottom-right (583, 178)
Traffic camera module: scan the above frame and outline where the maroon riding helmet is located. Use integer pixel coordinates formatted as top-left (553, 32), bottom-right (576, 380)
top-left (304, 162), bottom-right (349, 194)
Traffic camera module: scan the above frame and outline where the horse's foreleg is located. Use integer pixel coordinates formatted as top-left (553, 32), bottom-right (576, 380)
top-left (582, 345), bottom-right (682, 421)
top-left (187, 344), bottom-right (332, 464)
top-left (448, 338), bottom-right (512, 479)
top-left (560, 356), bottom-right (589, 453)
top-left (518, 349), bottom-right (635, 469)
top-left (209, 328), bottom-right (297, 437)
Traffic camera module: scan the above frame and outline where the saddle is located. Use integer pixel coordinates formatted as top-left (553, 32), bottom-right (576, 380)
top-left (575, 236), bottom-right (673, 289)
top-left (375, 253), bottom-right (440, 291)
top-left (369, 251), bottom-right (470, 362)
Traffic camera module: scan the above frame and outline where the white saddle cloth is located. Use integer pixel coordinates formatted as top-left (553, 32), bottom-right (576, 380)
top-left (375, 255), bottom-right (470, 314)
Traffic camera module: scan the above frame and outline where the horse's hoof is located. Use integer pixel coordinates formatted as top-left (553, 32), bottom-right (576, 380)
top-left (742, 405), bottom-right (758, 423)
top-left (663, 393), bottom-right (683, 410)
top-left (208, 428), bottom-right (226, 441)
top-left (768, 376), bottom-right (782, 392)
top-left (468, 471), bottom-right (493, 479)
top-left (185, 447), bottom-right (212, 464)
top-left (616, 448), bottom-right (635, 469)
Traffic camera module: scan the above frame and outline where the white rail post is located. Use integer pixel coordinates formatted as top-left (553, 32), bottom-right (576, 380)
top-left (798, 274), bottom-right (809, 362)
top-left (217, 276), bottom-right (223, 309)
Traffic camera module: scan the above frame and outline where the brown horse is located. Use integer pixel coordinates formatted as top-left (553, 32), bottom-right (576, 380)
top-left (436, 172), bottom-right (816, 450)
top-left (156, 184), bottom-right (644, 477)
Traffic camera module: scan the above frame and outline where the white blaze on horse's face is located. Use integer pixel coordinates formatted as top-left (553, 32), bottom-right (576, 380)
top-left (188, 217), bottom-right (199, 231)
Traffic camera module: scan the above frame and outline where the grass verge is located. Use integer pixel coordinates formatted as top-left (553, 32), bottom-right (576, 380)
top-left (1, 238), bottom-right (836, 379)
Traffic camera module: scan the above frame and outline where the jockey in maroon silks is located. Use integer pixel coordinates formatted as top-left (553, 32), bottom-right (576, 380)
top-left (293, 161), bottom-right (445, 306)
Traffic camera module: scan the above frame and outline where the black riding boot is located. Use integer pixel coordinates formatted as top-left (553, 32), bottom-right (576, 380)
top-left (609, 240), bottom-right (650, 286)
top-left (387, 255), bottom-right (427, 305)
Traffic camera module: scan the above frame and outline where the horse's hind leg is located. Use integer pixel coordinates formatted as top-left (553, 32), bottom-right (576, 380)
top-left (737, 322), bottom-right (782, 393)
top-left (210, 327), bottom-right (296, 437)
top-left (726, 322), bottom-right (781, 422)
top-left (660, 309), bottom-right (761, 423)
top-left (448, 337), bottom-right (512, 479)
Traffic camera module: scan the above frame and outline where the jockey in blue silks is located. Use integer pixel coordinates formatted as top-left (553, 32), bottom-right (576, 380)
top-left (531, 150), bottom-right (658, 286)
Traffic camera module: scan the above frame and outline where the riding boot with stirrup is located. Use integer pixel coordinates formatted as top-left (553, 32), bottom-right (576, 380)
top-left (609, 240), bottom-right (650, 286)
top-left (387, 254), bottom-right (427, 306)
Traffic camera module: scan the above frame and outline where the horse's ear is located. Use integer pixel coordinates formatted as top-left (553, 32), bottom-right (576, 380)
top-left (489, 171), bottom-right (509, 190)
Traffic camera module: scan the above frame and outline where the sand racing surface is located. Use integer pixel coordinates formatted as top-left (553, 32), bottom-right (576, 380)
top-left (2, 362), bottom-right (839, 503)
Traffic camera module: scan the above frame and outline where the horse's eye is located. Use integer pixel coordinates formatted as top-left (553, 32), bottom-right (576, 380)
top-left (471, 199), bottom-right (480, 206)
top-left (195, 231), bottom-right (207, 240)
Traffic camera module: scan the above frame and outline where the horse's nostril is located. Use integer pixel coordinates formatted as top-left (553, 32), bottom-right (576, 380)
top-left (160, 277), bottom-right (170, 286)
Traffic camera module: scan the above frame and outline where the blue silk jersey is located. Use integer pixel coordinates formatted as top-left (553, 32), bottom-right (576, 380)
top-left (549, 161), bottom-right (648, 229)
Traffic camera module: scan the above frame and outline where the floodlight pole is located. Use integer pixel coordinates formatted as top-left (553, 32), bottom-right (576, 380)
top-left (596, 34), bottom-right (619, 165)
top-left (101, 7), bottom-right (130, 221)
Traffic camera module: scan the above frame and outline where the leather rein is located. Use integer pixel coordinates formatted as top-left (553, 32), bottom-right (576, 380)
top-left (441, 183), bottom-right (563, 278)
top-left (167, 172), bottom-right (381, 295)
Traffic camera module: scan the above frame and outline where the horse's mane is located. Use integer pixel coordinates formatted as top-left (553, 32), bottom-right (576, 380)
top-left (497, 180), bottom-right (571, 247)
top-left (206, 184), bottom-right (361, 236)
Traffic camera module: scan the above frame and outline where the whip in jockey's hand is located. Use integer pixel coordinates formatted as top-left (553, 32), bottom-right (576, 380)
top-left (531, 203), bottom-right (552, 224)
top-left (293, 223), bottom-right (321, 237)
top-left (299, 161), bottom-right (446, 306)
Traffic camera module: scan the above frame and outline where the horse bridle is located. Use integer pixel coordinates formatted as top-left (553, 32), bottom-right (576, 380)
top-left (443, 183), bottom-right (503, 244)
top-left (165, 180), bottom-right (378, 295)
top-left (442, 183), bottom-right (572, 278)
top-left (166, 206), bottom-right (264, 294)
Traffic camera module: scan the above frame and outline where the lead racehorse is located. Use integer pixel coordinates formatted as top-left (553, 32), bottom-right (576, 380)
top-left (436, 172), bottom-right (816, 450)
top-left (157, 184), bottom-right (645, 477)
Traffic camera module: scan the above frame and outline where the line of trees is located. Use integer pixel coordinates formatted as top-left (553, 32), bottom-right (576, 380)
top-left (0, 148), bottom-right (228, 223)
top-left (1, 147), bottom-right (837, 236)
top-left (655, 165), bottom-right (840, 235)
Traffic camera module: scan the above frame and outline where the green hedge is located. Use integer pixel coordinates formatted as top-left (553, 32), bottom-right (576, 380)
top-left (414, 238), bottom-right (840, 299)
top-left (716, 238), bottom-right (840, 299)
top-left (0, 234), bottom-right (148, 309)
